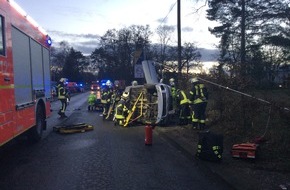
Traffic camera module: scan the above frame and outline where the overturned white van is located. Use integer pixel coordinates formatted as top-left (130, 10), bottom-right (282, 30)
top-left (122, 60), bottom-right (174, 126)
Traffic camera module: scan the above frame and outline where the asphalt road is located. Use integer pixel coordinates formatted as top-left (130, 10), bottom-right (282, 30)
top-left (0, 92), bottom-right (234, 190)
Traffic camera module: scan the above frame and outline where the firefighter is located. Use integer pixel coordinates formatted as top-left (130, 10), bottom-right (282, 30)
top-left (101, 80), bottom-right (113, 117)
top-left (169, 78), bottom-right (178, 110)
top-left (87, 91), bottom-right (97, 111)
top-left (57, 78), bottom-right (69, 118)
top-left (188, 77), bottom-right (208, 130)
top-left (114, 93), bottom-right (130, 126)
top-left (106, 85), bottom-right (121, 120)
top-left (176, 89), bottom-right (191, 125)
top-left (112, 84), bottom-right (122, 104)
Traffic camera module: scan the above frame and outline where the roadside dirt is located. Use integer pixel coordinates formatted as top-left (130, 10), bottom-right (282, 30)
top-left (156, 125), bottom-right (290, 190)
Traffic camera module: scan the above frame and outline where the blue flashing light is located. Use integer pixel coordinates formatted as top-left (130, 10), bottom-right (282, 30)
top-left (46, 35), bottom-right (52, 46)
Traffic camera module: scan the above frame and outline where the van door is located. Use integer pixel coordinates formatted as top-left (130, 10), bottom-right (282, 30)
top-left (142, 60), bottom-right (159, 84)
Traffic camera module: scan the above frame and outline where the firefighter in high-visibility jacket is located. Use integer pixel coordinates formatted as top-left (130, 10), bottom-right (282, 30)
top-left (188, 77), bottom-right (208, 130)
top-left (57, 78), bottom-right (69, 118)
top-left (176, 89), bottom-right (191, 125)
top-left (101, 81), bottom-right (113, 117)
top-left (114, 93), bottom-right (130, 126)
top-left (87, 91), bottom-right (97, 111)
top-left (169, 78), bottom-right (178, 110)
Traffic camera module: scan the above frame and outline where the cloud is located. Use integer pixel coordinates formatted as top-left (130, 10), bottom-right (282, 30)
top-left (48, 30), bottom-right (100, 40)
top-left (48, 30), bottom-right (101, 55)
top-left (73, 43), bottom-right (97, 55)
top-left (47, 29), bottom-right (219, 59)
top-left (182, 27), bottom-right (193, 32)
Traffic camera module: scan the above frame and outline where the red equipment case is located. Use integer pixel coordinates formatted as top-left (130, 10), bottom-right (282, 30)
top-left (231, 143), bottom-right (258, 159)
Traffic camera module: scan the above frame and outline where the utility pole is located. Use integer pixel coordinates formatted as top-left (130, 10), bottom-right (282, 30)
top-left (177, 0), bottom-right (182, 86)
top-left (241, 0), bottom-right (246, 77)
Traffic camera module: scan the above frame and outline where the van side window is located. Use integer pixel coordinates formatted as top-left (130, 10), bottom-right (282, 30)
top-left (0, 15), bottom-right (5, 56)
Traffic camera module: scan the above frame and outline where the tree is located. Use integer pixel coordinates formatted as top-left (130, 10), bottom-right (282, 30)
top-left (62, 47), bottom-right (88, 82)
top-left (50, 41), bottom-right (70, 81)
top-left (90, 25), bottom-right (153, 84)
top-left (181, 42), bottom-right (201, 75)
top-left (167, 43), bottom-right (201, 71)
top-left (155, 25), bottom-right (175, 64)
top-left (50, 41), bottom-right (88, 82)
top-left (206, 0), bottom-right (290, 86)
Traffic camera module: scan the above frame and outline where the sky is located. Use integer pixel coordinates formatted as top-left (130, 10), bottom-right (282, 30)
top-left (13, 0), bottom-right (219, 56)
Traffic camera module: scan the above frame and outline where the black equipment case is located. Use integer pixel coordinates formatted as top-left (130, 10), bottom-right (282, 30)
top-left (196, 131), bottom-right (224, 162)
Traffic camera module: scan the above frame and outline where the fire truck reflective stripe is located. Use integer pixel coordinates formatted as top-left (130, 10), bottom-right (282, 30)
top-left (0, 85), bottom-right (14, 89)
top-left (0, 85), bottom-right (47, 89)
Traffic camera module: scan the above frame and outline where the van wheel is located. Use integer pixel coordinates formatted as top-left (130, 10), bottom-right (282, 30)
top-left (28, 106), bottom-right (44, 143)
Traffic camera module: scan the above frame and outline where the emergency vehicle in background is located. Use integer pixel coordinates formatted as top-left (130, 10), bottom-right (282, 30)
top-left (90, 81), bottom-right (102, 110)
top-left (0, 0), bottom-right (52, 146)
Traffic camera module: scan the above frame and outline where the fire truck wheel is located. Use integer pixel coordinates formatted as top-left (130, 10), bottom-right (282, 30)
top-left (28, 106), bottom-right (44, 143)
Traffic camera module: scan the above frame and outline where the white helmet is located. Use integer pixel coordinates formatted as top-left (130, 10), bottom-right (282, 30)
top-left (169, 78), bottom-right (175, 86)
top-left (189, 77), bottom-right (198, 83)
top-left (59, 78), bottom-right (66, 83)
top-left (106, 80), bottom-right (112, 86)
top-left (132, 80), bottom-right (138, 86)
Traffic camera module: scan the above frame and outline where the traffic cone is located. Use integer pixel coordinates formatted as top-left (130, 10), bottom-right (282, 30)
top-left (145, 125), bottom-right (153, 145)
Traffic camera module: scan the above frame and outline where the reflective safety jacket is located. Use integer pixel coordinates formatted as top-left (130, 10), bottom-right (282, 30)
top-left (111, 89), bottom-right (121, 104)
top-left (176, 90), bottom-right (190, 105)
top-left (189, 83), bottom-right (208, 104)
top-left (57, 83), bottom-right (68, 100)
top-left (171, 86), bottom-right (177, 99)
top-left (101, 88), bottom-right (112, 104)
top-left (115, 99), bottom-right (129, 119)
top-left (88, 93), bottom-right (97, 105)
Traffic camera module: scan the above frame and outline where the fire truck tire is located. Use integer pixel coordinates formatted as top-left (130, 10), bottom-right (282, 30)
top-left (28, 106), bottom-right (44, 143)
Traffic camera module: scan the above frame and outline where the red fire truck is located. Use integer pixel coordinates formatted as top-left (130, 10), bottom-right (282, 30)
top-left (0, 0), bottom-right (52, 146)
